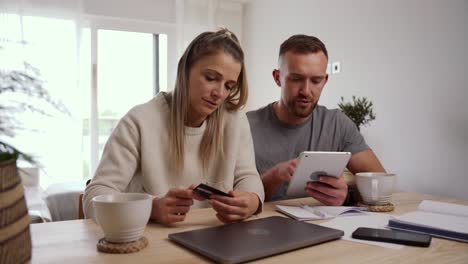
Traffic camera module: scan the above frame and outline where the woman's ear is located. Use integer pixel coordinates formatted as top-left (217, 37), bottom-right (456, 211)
top-left (272, 69), bottom-right (281, 87)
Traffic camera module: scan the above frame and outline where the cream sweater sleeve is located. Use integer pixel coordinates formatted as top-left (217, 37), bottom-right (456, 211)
top-left (232, 113), bottom-right (265, 204)
top-left (83, 112), bottom-right (141, 219)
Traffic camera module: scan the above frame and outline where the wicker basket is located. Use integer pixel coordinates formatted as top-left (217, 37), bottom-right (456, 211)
top-left (0, 158), bottom-right (32, 264)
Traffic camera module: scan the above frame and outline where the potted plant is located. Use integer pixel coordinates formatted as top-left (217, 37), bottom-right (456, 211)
top-left (0, 62), bottom-right (68, 263)
top-left (338, 95), bottom-right (376, 131)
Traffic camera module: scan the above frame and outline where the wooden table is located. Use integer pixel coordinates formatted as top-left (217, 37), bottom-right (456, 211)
top-left (30, 192), bottom-right (468, 263)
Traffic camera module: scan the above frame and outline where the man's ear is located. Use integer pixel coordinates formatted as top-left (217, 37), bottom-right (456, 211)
top-left (272, 69), bottom-right (281, 87)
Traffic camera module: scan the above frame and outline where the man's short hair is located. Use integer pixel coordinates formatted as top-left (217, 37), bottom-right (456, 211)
top-left (279, 34), bottom-right (328, 59)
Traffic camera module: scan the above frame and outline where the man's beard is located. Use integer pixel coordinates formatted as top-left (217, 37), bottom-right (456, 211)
top-left (286, 95), bottom-right (316, 118)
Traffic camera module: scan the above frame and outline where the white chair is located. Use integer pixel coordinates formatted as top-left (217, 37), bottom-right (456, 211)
top-left (19, 167), bottom-right (52, 223)
top-left (45, 181), bottom-right (86, 221)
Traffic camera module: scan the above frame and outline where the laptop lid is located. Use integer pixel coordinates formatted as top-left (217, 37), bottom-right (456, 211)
top-left (168, 216), bottom-right (344, 264)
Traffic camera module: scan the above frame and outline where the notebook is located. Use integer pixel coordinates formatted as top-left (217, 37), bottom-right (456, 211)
top-left (388, 200), bottom-right (468, 243)
top-left (276, 205), bottom-right (368, 221)
top-left (168, 216), bottom-right (344, 264)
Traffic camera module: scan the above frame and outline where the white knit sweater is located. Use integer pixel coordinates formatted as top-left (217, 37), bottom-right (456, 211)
top-left (84, 93), bottom-right (264, 219)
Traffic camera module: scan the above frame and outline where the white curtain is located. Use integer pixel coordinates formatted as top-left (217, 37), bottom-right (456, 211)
top-left (0, 0), bottom-right (88, 188)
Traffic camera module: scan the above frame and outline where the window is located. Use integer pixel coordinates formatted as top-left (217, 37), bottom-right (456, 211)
top-left (0, 14), bottom-right (169, 187)
top-left (84, 29), bottom-right (167, 179)
top-left (1, 15), bottom-right (84, 186)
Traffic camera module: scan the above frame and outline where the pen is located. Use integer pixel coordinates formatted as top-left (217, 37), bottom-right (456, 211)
top-left (300, 205), bottom-right (326, 218)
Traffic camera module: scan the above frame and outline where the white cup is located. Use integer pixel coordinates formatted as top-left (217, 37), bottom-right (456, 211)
top-left (92, 193), bottom-right (152, 243)
top-left (355, 172), bottom-right (395, 205)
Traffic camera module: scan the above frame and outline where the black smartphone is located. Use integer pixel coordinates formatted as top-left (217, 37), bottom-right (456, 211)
top-left (352, 227), bottom-right (431, 247)
top-left (193, 183), bottom-right (232, 199)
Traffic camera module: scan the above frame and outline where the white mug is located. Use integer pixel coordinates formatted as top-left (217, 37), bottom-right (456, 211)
top-left (92, 193), bottom-right (152, 243)
top-left (355, 172), bottom-right (395, 205)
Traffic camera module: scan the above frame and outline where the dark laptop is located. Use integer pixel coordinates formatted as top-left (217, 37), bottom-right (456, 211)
top-left (168, 216), bottom-right (344, 264)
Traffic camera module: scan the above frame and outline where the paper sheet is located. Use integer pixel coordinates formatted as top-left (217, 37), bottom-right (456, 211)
top-left (319, 212), bottom-right (404, 249)
top-left (276, 205), bottom-right (367, 221)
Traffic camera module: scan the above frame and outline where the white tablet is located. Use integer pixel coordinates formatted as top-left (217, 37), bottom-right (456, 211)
top-left (286, 151), bottom-right (351, 198)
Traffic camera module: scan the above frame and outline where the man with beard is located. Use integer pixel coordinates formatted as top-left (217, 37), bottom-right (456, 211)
top-left (247, 34), bottom-right (385, 204)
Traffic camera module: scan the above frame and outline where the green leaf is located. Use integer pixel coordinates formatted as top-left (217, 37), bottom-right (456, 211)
top-left (338, 96), bottom-right (376, 130)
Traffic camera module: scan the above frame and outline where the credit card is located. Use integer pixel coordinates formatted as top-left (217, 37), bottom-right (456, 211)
top-left (193, 183), bottom-right (232, 199)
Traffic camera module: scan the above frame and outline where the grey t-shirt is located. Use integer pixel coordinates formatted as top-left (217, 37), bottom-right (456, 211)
top-left (247, 103), bottom-right (370, 201)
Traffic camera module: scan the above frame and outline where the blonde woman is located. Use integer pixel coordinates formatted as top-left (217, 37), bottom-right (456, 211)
top-left (84, 29), bottom-right (264, 225)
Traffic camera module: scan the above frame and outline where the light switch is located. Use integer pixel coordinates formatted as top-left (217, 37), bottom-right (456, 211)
top-left (332, 62), bottom-right (341, 74)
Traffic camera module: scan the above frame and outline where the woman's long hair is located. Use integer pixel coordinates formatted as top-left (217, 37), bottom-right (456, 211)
top-left (169, 28), bottom-right (248, 173)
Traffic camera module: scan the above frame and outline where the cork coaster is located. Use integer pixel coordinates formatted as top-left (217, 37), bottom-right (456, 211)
top-left (97, 236), bottom-right (148, 254)
top-left (358, 202), bottom-right (395, 212)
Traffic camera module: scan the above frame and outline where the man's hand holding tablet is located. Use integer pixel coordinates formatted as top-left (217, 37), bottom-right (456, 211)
top-left (286, 151), bottom-right (351, 205)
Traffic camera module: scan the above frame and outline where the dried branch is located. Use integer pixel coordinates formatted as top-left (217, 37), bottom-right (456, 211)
top-left (0, 62), bottom-right (70, 163)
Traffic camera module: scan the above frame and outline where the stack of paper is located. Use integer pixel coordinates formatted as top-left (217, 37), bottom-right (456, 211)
top-left (320, 213), bottom-right (404, 249)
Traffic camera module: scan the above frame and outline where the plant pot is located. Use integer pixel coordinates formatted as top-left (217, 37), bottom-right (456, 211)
top-left (0, 158), bottom-right (32, 264)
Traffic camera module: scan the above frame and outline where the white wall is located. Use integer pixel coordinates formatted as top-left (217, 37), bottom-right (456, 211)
top-left (172, 0), bottom-right (244, 86)
top-left (83, 0), bottom-right (175, 23)
top-left (180, 0), bottom-right (244, 52)
top-left (243, 0), bottom-right (468, 200)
